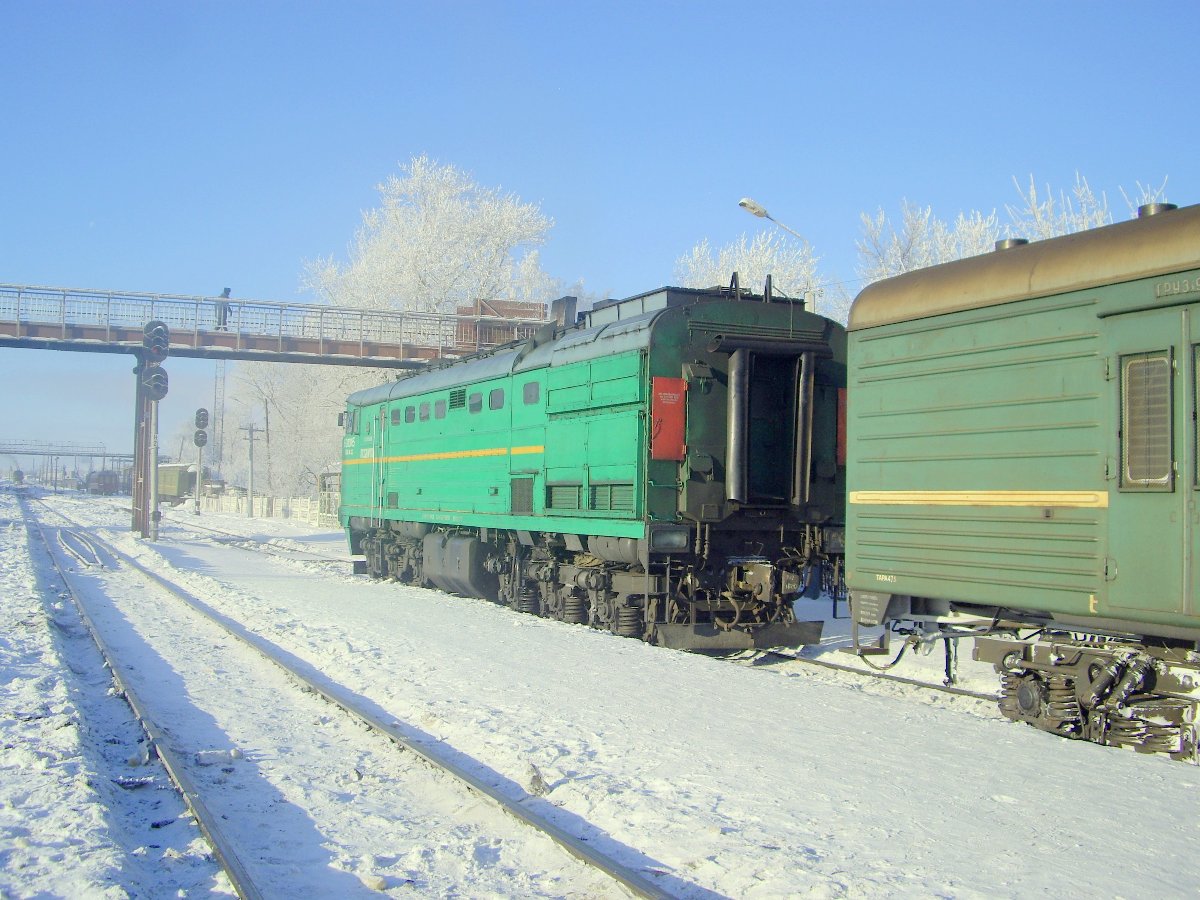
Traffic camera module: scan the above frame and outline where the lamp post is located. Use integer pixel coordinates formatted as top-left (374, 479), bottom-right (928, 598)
top-left (738, 197), bottom-right (818, 311)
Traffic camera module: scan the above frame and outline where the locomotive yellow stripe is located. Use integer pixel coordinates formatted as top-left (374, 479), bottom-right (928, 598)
top-left (849, 490), bottom-right (1109, 508)
top-left (344, 445), bottom-right (544, 465)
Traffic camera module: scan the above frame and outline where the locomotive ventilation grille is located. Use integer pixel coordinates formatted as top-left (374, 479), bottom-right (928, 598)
top-left (545, 483), bottom-right (635, 512)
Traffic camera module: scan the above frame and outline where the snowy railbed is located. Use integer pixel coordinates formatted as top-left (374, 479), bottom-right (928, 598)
top-left (7, 489), bottom-right (1200, 897)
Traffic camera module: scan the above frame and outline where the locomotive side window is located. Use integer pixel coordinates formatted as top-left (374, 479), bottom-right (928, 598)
top-left (1120, 350), bottom-right (1173, 490)
top-left (523, 382), bottom-right (540, 405)
top-left (469, 392), bottom-right (483, 414)
top-left (489, 388), bottom-right (505, 410)
top-left (419, 402), bottom-right (431, 422)
top-left (404, 405), bottom-right (416, 424)
top-left (390, 408), bottom-right (402, 426)
top-left (435, 399), bottom-right (447, 419)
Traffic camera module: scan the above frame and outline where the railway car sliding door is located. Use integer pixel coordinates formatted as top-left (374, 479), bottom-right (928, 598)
top-left (1107, 306), bottom-right (1194, 617)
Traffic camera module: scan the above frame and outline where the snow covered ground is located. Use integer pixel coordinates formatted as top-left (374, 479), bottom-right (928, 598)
top-left (3, 484), bottom-right (1199, 898)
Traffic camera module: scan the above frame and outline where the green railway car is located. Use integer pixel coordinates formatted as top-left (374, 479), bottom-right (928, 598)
top-left (845, 202), bottom-right (1200, 758)
top-left (341, 284), bottom-right (846, 651)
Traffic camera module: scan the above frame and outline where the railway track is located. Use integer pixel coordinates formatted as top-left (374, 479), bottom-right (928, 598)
top-left (749, 646), bottom-right (1000, 704)
top-left (167, 508), bottom-right (1001, 709)
top-left (20, 496), bottom-right (259, 898)
top-left (26, 497), bottom-right (677, 899)
top-left (165, 517), bottom-right (348, 565)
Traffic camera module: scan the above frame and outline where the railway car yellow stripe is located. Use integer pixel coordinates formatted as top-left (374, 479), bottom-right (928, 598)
top-left (344, 445), bottom-right (545, 466)
top-left (849, 490), bottom-right (1109, 508)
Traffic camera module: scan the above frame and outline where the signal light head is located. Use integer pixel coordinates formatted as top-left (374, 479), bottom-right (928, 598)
top-left (140, 366), bottom-right (169, 401)
top-left (142, 320), bottom-right (170, 362)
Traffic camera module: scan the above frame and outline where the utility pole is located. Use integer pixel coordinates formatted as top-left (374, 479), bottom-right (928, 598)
top-left (240, 423), bottom-right (261, 518)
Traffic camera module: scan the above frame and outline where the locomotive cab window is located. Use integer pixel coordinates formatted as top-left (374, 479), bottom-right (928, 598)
top-left (404, 405), bottom-right (416, 424)
top-left (1120, 350), bottom-right (1174, 490)
top-left (390, 408), bottom-right (403, 426)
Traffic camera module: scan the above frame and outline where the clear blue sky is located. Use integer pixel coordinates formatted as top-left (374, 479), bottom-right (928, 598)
top-left (1, 0), bottom-right (1197, 466)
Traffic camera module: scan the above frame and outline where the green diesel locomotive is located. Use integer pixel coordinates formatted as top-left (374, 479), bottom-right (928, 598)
top-left (341, 284), bottom-right (846, 651)
top-left (846, 202), bottom-right (1200, 759)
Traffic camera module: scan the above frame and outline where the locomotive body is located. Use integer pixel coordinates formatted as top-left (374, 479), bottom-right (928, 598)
top-left (845, 203), bottom-right (1200, 757)
top-left (84, 470), bottom-right (120, 495)
top-left (342, 285), bottom-right (846, 651)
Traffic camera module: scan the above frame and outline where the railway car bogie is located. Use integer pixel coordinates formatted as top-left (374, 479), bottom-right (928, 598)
top-left (976, 634), bottom-right (1200, 761)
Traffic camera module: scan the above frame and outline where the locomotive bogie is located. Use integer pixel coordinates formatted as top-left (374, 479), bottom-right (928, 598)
top-left (342, 285), bottom-right (847, 651)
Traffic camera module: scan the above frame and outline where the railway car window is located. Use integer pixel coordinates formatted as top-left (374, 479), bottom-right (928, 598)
top-left (1120, 350), bottom-right (1173, 489)
top-left (435, 399), bottom-right (447, 419)
top-left (404, 406), bottom-right (415, 424)
top-left (390, 408), bottom-right (402, 426)
top-left (419, 402), bottom-right (431, 422)
top-left (523, 382), bottom-right (540, 405)
top-left (489, 388), bottom-right (505, 410)
top-left (469, 392), bottom-right (483, 414)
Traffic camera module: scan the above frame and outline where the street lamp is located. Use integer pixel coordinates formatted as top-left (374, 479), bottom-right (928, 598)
top-left (737, 197), bottom-right (819, 311)
top-left (738, 197), bottom-right (807, 242)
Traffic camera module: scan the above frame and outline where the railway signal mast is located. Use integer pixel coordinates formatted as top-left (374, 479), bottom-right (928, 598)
top-left (133, 321), bottom-right (170, 539)
top-left (194, 408), bottom-right (208, 516)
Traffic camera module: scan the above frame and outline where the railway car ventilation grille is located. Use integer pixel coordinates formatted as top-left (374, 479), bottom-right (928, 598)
top-left (1121, 352), bottom-right (1173, 488)
top-left (511, 478), bottom-right (533, 514)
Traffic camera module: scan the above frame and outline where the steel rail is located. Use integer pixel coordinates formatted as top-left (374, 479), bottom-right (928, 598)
top-left (21, 497), bottom-right (263, 900)
top-left (758, 647), bottom-right (999, 703)
top-left (167, 518), bottom-right (348, 565)
top-left (38, 500), bottom-right (677, 900)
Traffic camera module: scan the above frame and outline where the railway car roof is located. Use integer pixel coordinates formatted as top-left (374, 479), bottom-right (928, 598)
top-left (848, 203), bottom-right (1200, 331)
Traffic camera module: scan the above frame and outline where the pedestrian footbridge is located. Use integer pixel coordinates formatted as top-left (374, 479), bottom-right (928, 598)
top-left (0, 283), bottom-right (555, 367)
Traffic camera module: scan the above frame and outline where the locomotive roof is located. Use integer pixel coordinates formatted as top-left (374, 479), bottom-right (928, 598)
top-left (848, 203), bottom-right (1200, 331)
top-left (347, 286), bottom-right (797, 407)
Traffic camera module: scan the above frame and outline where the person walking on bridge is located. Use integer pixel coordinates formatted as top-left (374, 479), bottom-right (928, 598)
top-left (216, 287), bottom-right (231, 331)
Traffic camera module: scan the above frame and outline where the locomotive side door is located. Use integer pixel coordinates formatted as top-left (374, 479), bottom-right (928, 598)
top-left (1106, 306), bottom-right (1191, 616)
top-left (370, 404), bottom-right (387, 522)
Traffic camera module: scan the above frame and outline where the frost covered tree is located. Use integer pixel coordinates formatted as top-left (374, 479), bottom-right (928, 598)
top-left (304, 155), bottom-right (555, 314)
top-left (857, 203), bottom-right (1000, 284)
top-left (224, 361), bottom-right (384, 498)
top-left (675, 230), bottom-right (819, 297)
top-left (224, 156), bottom-right (564, 498)
top-left (858, 173), bottom-right (1171, 284)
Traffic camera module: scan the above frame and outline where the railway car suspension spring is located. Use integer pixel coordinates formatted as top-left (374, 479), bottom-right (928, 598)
top-left (562, 594), bottom-right (588, 625)
top-left (616, 606), bottom-right (642, 639)
top-left (516, 585), bottom-right (540, 616)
